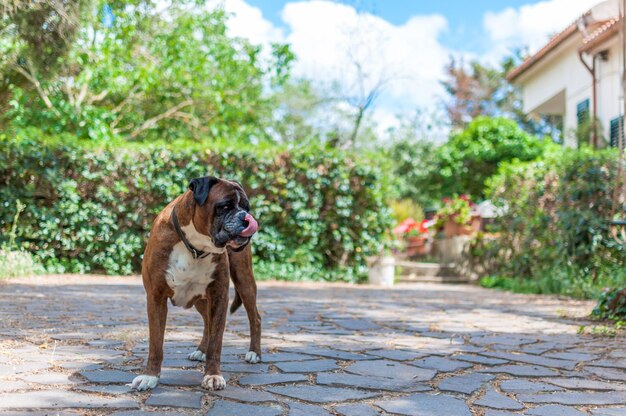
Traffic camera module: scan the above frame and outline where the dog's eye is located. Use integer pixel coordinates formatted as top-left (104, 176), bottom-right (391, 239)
top-left (222, 204), bottom-right (231, 211)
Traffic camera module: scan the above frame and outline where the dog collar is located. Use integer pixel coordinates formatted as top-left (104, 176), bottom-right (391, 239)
top-left (171, 205), bottom-right (210, 260)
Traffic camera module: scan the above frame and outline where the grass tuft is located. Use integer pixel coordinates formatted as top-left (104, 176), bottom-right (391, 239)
top-left (0, 248), bottom-right (41, 279)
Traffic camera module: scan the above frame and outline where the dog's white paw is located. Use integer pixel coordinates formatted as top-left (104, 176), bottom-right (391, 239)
top-left (201, 374), bottom-right (226, 391)
top-left (188, 349), bottom-right (206, 362)
top-left (129, 374), bottom-right (159, 391)
top-left (245, 351), bottom-right (261, 364)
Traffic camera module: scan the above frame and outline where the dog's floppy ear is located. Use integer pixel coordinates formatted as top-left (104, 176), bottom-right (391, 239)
top-left (188, 176), bottom-right (219, 206)
top-left (228, 179), bottom-right (245, 192)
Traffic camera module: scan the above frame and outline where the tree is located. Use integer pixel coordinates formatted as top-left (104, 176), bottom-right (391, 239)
top-left (0, 0), bottom-right (92, 115)
top-left (290, 10), bottom-right (400, 149)
top-left (441, 53), bottom-right (560, 139)
top-left (441, 57), bottom-right (500, 130)
top-left (1, 1), bottom-right (294, 142)
top-left (433, 116), bottom-right (547, 199)
top-left (386, 138), bottom-right (439, 207)
top-left (268, 79), bottom-right (328, 143)
top-left (342, 56), bottom-right (391, 147)
top-left (384, 109), bottom-right (446, 207)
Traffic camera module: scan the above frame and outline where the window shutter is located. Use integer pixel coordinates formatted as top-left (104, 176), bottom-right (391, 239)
top-left (610, 116), bottom-right (624, 148)
top-left (577, 99), bottom-right (590, 126)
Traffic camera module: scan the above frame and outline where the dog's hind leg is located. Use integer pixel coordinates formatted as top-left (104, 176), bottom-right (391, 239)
top-left (188, 299), bottom-right (209, 362)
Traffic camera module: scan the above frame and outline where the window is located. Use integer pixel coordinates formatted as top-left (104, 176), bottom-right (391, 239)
top-left (577, 99), bottom-right (590, 126)
top-left (610, 116), bottom-right (625, 149)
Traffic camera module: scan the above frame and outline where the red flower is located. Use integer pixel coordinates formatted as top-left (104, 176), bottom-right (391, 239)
top-left (393, 218), bottom-right (428, 236)
top-left (393, 218), bottom-right (418, 235)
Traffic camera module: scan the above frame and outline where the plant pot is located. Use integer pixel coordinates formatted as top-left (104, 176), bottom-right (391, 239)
top-left (406, 235), bottom-right (430, 256)
top-left (444, 217), bottom-right (480, 237)
top-left (367, 256), bottom-right (395, 287)
top-left (444, 220), bottom-right (465, 237)
top-left (470, 215), bottom-right (481, 233)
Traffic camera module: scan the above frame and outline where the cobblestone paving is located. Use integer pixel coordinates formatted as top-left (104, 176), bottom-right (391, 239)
top-left (0, 275), bottom-right (625, 415)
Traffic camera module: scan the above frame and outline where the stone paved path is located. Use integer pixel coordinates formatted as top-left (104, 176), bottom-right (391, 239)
top-left (0, 275), bottom-right (625, 416)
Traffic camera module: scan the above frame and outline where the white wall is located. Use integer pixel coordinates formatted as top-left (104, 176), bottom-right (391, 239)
top-left (517, 35), bottom-right (593, 147)
top-left (595, 37), bottom-right (623, 143)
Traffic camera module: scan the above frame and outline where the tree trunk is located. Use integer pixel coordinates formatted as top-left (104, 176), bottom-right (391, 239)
top-left (348, 107), bottom-right (365, 148)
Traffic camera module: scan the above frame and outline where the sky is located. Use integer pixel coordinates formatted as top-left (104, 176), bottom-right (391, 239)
top-left (246, 0), bottom-right (539, 54)
top-left (212, 0), bottom-right (602, 132)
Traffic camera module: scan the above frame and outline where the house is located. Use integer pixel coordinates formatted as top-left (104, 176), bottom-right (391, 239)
top-left (508, 0), bottom-right (625, 148)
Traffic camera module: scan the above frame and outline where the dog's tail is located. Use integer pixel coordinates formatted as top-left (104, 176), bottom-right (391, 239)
top-left (230, 290), bottom-right (242, 314)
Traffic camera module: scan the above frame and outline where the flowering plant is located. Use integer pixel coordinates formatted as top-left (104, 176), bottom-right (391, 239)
top-left (435, 195), bottom-right (474, 227)
top-left (393, 218), bottom-right (429, 237)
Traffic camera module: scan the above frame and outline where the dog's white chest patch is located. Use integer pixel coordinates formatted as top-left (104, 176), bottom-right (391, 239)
top-left (165, 242), bottom-right (216, 308)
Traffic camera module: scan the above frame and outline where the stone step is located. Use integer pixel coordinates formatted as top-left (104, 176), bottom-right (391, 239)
top-left (398, 274), bottom-right (470, 284)
top-left (395, 261), bottom-right (456, 277)
top-left (395, 260), bottom-right (469, 283)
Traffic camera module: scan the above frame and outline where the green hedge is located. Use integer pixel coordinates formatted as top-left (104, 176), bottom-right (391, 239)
top-left (0, 130), bottom-right (391, 281)
top-left (472, 145), bottom-right (626, 299)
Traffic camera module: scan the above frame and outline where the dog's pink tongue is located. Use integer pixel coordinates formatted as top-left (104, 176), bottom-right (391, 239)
top-left (240, 213), bottom-right (258, 237)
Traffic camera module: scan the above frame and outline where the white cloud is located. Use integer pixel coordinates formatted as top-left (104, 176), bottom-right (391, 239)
top-left (212, 0), bottom-right (452, 122)
top-left (209, 0), bottom-right (284, 45)
top-left (483, 0), bottom-right (599, 59)
top-left (281, 1), bottom-right (450, 110)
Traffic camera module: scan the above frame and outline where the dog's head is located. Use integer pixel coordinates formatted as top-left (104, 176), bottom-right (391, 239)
top-left (188, 176), bottom-right (258, 251)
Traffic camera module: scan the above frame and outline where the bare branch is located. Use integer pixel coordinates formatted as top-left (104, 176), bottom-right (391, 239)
top-left (111, 85), bottom-right (141, 114)
top-left (12, 63), bottom-right (59, 115)
top-left (63, 78), bottom-right (75, 107)
top-left (75, 81), bottom-right (89, 108)
top-left (170, 111), bottom-right (201, 129)
top-left (86, 89), bottom-right (109, 105)
top-left (110, 86), bottom-right (142, 130)
top-left (128, 99), bottom-right (194, 139)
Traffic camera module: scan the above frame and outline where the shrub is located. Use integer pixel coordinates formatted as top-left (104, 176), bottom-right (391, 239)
top-left (0, 129), bottom-right (392, 281)
top-left (437, 117), bottom-right (547, 198)
top-left (472, 146), bottom-right (626, 299)
top-left (0, 199), bottom-right (42, 278)
top-left (0, 248), bottom-right (41, 278)
top-left (389, 199), bottom-right (424, 224)
top-left (385, 117), bottom-right (547, 207)
top-left (385, 139), bottom-right (440, 207)
top-left (593, 286), bottom-right (626, 324)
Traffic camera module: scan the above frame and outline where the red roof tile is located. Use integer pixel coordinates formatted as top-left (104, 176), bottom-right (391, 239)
top-left (579, 17), bottom-right (620, 52)
top-left (506, 10), bottom-right (618, 82)
top-left (507, 21), bottom-right (580, 82)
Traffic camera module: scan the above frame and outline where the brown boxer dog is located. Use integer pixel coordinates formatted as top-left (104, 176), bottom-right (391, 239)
top-left (130, 176), bottom-right (261, 391)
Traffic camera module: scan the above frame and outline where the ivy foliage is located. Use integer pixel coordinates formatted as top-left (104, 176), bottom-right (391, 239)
top-left (0, 129), bottom-right (391, 281)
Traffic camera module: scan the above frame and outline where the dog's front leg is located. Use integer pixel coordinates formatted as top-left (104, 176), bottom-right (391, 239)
top-left (200, 274), bottom-right (229, 391)
top-left (131, 295), bottom-right (168, 391)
